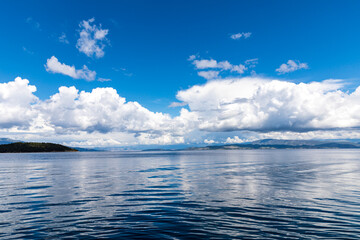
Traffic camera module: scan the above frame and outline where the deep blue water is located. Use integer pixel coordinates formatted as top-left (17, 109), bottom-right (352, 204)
top-left (1, 150), bottom-right (360, 239)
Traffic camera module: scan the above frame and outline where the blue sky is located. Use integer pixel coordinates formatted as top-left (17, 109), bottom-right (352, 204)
top-left (1, 0), bottom-right (360, 147)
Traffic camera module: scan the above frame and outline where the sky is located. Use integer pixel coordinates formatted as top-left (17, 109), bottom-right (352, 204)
top-left (1, 0), bottom-right (360, 148)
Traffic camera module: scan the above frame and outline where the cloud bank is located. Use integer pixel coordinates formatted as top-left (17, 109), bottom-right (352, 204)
top-left (2, 77), bottom-right (360, 146)
top-left (176, 77), bottom-right (359, 132)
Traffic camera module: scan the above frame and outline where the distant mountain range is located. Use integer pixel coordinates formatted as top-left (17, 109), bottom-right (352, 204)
top-left (1, 138), bottom-right (360, 152)
top-left (142, 139), bottom-right (360, 151)
top-left (185, 139), bottom-right (360, 150)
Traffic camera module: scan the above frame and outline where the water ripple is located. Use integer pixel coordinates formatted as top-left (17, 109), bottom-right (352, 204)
top-left (0, 150), bottom-right (360, 239)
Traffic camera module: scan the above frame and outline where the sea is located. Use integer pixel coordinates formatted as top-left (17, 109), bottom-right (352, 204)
top-left (0, 150), bottom-right (360, 239)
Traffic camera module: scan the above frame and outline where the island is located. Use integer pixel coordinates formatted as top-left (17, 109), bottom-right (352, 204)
top-left (0, 142), bottom-right (78, 153)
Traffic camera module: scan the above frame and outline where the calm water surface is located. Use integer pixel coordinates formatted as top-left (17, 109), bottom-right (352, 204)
top-left (0, 150), bottom-right (360, 239)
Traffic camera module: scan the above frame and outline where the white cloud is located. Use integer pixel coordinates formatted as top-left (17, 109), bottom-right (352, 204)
top-left (276, 60), bottom-right (308, 74)
top-left (5, 77), bottom-right (360, 147)
top-left (169, 102), bottom-right (188, 108)
top-left (231, 64), bottom-right (247, 74)
top-left (225, 136), bottom-right (246, 144)
top-left (45, 56), bottom-right (96, 81)
top-left (193, 59), bottom-right (219, 69)
top-left (59, 33), bottom-right (69, 44)
top-left (0, 77), bottom-right (38, 128)
top-left (193, 59), bottom-right (234, 70)
top-left (197, 71), bottom-right (219, 80)
top-left (191, 57), bottom-right (256, 79)
top-left (76, 18), bottom-right (109, 58)
top-left (257, 130), bottom-right (360, 141)
top-left (68, 138), bottom-right (122, 147)
top-left (230, 32), bottom-right (252, 40)
top-left (40, 86), bottom-right (172, 134)
top-left (188, 55), bottom-right (197, 61)
top-left (176, 77), bottom-right (360, 132)
top-left (243, 32), bottom-right (252, 38)
top-left (204, 139), bottom-right (216, 144)
top-left (0, 78), bottom-right (193, 146)
top-left (98, 78), bottom-right (111, 82)
top-left (245, 58), bottom-right (258, 68)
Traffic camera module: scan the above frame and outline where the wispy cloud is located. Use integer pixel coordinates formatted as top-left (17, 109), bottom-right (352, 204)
top-left (276, 60), bottom-right (308, 74)
top-left (169, 102), bottom-right (188, 108)
top-left (244, 58), bottom-right (258, 68)
top-left (197, 71), bottom-right (219, 80)
top-left (112, 67), bottom-right (133, 77)
top-left (59, 33), bottom-right (69, 44)
top-left (190, 56), bottom-right (258, 79)
top-left (76, 18), bottom-right (109, 58)
top-left (22, 47), bottom-right (34, 55)
top-left (230, 32), bottom-right (251, 40)
top-left (187, 54), bottom-right (197, 61)
top-left (26, 17), bottom-right (41, 31)
top-left (45, 56), bottom-right (96, 81)
top-left (98, 78), bottom-right (111, 82)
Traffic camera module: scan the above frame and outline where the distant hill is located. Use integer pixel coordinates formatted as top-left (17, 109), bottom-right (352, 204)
top-left (73, 147), bottom-right (101, 152)
top-left (0, 138), bottom-right (21, 145)
top-left (185, 139), bottom-right (360, 150)
top-left (0, 142), bottom-right (78, 153)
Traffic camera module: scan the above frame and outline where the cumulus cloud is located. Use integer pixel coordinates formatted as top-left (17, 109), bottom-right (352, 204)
top-left (176, 77), bottom-right (360, 132)
top-left (5, 77), bottom-right (360, 147)
top-left (230, 32), bottom-right (252, 40)
top-left (45, 56), bottom-right (96, 81)
top-left (39, 86), bottom-right (177, 135)
top-left (0, 77), bottom-right (38, 128)
top-left (276, 60), bottom-right (308, 74)
top-left (76, 18), bottom-right (109, 58)
top-left (0, 78), bottom-right (193, 146)
top-left (225, 136), bottom-right (246, 144)
top-left (204, 139), bottom-right (216, 144)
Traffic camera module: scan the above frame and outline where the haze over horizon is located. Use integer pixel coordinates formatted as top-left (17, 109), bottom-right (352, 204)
top-left (1, 0), bottom-right (360, 148)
